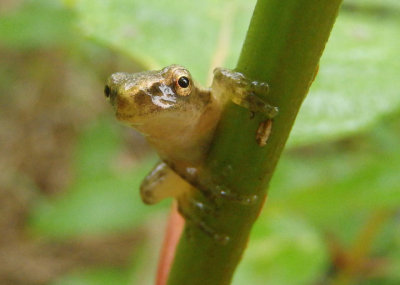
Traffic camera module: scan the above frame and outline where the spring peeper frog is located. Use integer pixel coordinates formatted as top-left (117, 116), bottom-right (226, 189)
top-left (104, 65), bottom-right (277, 212)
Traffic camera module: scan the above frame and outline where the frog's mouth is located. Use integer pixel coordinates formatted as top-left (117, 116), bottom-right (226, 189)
top-left (115, 111), bottom-right (143, 126)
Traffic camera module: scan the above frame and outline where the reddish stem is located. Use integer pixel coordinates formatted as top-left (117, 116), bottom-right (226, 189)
top-left (155, 202), bottom-right (184, 285)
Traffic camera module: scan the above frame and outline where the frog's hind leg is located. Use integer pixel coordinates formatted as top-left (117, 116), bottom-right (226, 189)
top-left (140, 162), bottom-right (190, 204)
top-left (177, 192), bottom-right (230, 244)
top-left (142, 162), bottom-right (228, 243)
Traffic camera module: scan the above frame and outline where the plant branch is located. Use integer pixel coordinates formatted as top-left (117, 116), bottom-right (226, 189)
top-left (167, 1), bottom-right (342, 284)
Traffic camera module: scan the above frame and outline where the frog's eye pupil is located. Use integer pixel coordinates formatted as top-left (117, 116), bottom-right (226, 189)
top-left (178, 76), bottom-right (190, 88)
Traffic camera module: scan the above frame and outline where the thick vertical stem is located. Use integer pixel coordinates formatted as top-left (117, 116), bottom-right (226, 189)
top-left (167, 1), bottom-right (342, 284)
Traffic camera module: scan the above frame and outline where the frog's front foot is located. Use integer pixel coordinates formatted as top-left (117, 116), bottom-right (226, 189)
top-left (213, 68), bottom-right (278, 118)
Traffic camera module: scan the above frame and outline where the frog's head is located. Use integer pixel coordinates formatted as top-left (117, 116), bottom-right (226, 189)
top-left (104, 65), bottom-right (208, 135)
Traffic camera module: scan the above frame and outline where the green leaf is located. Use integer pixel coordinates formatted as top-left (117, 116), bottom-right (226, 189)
top-left (70, 0), bottom-right (400, 146)
top-left (289, 11), bottom-right (400, 146)
top-left (0, 0), bottom-right (77, 49)
top-left (28, 120), bottom-right (164, 238)
top-left (52, 267), bottom-right (130, 285)
top-left (268, 112), bottom-right (400, 236)
top-left (69, 0), bottom-right (254, 84)
top-left (344, 0), bottom-right (400, 10)
top-left (234, 212), bottom-right (328, 285)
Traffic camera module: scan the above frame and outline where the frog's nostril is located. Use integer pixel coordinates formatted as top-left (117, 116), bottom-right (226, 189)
top-left (104, 85), bottom-right (111, 98)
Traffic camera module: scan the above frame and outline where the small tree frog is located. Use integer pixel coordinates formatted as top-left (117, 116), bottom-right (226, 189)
top-left (104, 65), bottom-right (277, 223)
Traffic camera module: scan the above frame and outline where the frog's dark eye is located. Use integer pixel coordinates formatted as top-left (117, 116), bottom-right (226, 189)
top-left (175, 74), bottom-right (192, 96)
top-left (178, 76), bottom-right (190, 88)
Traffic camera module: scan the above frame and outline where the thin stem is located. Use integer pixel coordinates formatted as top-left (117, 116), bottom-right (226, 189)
top-left (333, 210), bottom-right (392, 285)
top-left (156, 202), bottom-right (184, 285)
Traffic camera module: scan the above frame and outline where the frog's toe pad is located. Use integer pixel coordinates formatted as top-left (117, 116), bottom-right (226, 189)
top-left (212, 67), bottom-right (278, 118)
top-left (251, 80), bottom-right (269, 94)
top-left (140, 187), bottom-right (160, 205)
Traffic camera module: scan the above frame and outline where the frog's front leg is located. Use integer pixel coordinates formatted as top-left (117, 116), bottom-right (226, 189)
top-left (213, 67), bottom-right (278, 118)
top-left (140, 162), bottom-right (191, 204)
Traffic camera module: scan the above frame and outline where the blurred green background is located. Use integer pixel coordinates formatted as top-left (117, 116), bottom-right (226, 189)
top-left (0, 0), bottom-right (399, 284)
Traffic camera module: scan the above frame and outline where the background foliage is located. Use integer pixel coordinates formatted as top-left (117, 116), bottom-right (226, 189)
top-left (0, 0), bottom-right (399, 284)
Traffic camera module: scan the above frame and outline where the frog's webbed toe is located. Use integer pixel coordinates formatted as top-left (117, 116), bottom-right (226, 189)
top-left (213, 68), bottom-right (279, 118)
top-left (140, 162), bottom-right (190, 204)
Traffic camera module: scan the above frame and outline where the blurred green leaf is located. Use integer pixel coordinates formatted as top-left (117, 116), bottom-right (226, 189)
top-left (29, 120), bottom-right (165, 238)
top-left (234, 212), bottom-right (328, 285)
top-left (0, 0), bottom-right (77, 49)
top-left (70, 0), bottom-right (400, 147)
top-left (268, 112), bottom-right (400, 240)
top-left (289, 11), bottom-right (400, 146)
top-left (73, 118), bottom-right (123, 180)
top-left (53, 267), bottom-right (130, 285)
top-left (69, 0), bottom-right (253, 84)
top-left (345, 0), bottom-right (400, 11)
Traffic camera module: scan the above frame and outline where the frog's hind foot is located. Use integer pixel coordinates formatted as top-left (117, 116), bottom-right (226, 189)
top-left (140, 162), bottom-right (189, 205)
top-left (177, 194), bottom-right (230, 245)
top-left (210, 185), bottom-right (259, 205)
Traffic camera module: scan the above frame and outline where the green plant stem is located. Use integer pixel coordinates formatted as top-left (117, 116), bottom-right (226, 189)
top-left (167, 1), bottom-right (342, 284)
